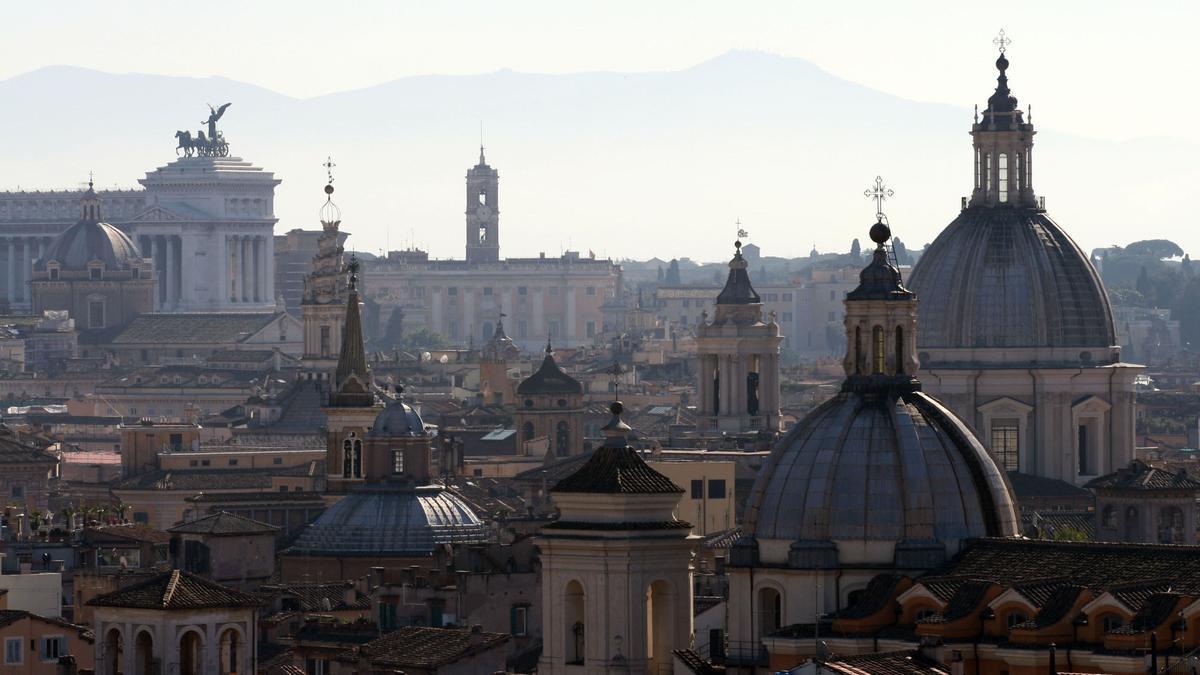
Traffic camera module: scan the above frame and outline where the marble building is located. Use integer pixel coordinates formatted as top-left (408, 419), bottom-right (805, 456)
top-left (363, 148), bottom-right (622, 350)
top-left (908, 47), bottom-right (1141, 486)
top-left (0, 154), bottom-right (279, 314)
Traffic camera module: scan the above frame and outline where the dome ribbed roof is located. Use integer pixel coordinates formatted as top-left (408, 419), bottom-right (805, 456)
top-left (368, 396), bottom-right (425, 437)
top-left (908, 208), bottom-right (1115, 350)
top-left (287, 486), bottom-right (489, 556)
top-left (38, 219), bottom-right (142, 271)
top-left (746, 389), bottom-right (1018, 551)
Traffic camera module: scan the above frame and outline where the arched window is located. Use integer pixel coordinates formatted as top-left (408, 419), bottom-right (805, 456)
top-left (985, 153), bottom-right (993, 195)
top-left (1101, 505), bottom-right (1117, 529)
top-left (757, 587), bottom-right (782, 637)
top-left (219, 628), bottom-right (240, 675)
top-left (1025, 149), bottom-right (1032, 187)
top-left (104, 627), bottom-right (123, 675)
top-left (135, 630), bottom-right (153, 675)
top-left (564, 580), bottom-right (586, 665)
top-left (1014, 153), bottom-right (1022, 191)
top-left (872, 326), bottom-right (885, 375)
top-left (854, 326), bottom-right (862, 375)
top-left (555, 421), bottom-right (570, 457)
top-left (646, 581), bottom-right (673, 671)
top-left (998, 153), bottom-right (1009, 203)
top-left (1158, 506), bottom-right (1185, 544)
top-left (894, 327), bottom-right (905, 375)
top-left (975, 148), bottom-right (981, 189)
top-left (180, 630), bottom-right (203, 675)
top-left (522, 421), bottom-right (535, 441)
top-left (1124, 506), bottom-right (1140, 541)
top-left (343, 435), bottom-right (363, 478)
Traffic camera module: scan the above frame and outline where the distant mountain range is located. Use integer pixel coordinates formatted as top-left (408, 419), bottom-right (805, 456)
top-left (1, 51), bottom-right (1194, 261)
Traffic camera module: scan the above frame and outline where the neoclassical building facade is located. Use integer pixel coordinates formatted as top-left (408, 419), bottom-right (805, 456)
top-left (362, 149), bottom-right (622, 350)
top-left (907, 48), bottom-right (1140, 485)
top-left (0, 152), bottom-right (279, 314)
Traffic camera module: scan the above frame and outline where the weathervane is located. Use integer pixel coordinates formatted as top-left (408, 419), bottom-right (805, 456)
top-left (864, 176), bottom-right (894, 222)
top-left (993, 29), bottom-right (1011, 54)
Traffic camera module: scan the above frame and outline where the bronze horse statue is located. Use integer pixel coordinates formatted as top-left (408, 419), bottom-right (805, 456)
top-left (175, 130), bottom-right (197, 157)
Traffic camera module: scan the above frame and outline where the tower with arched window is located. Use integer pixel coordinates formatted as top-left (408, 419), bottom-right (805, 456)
top-left (515, 341), bottom-right (584, 458)
top-left (695, 239), bottom-right (783, 433)
top-left (324, 257), bottom-right (381, 494)
top-left (536, 402), bottom-right (696, 674)
top-left (465, 146), bottom-right (500, 264)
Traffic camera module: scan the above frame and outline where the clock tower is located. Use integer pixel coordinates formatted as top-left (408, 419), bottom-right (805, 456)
top-left (465, 146), bottom-right (500, 264)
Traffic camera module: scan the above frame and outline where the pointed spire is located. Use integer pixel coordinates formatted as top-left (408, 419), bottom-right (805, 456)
top-left (981, 35), bottom-right (1023, 130)
top-left (479, 144), bottom-right (486, 166)
top-left (715, 239), bottom-right (761, 305)
top-left (330, 255), bottom-right (373, 407)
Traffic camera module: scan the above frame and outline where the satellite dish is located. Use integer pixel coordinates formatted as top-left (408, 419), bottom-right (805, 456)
top-left (439, 355), bottom-right (449, 364)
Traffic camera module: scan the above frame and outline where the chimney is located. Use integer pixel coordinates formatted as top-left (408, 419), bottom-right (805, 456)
top-left (344, 582), bottom-right (358, 607)
top-left (469, 624), bottom-right (484, 645)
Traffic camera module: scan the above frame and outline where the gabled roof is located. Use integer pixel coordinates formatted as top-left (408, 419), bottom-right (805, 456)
top-left (0, 430), bottom-right (57, 465)
top-left (334, 626), bottom-right (509, 669)
top-left (0, 609), bottom-right (93, 641)
top-left (82, 523), bottom-right (171, 544)
top-left (168, 511), bottom-right (279, 536)
top-left (88, 569), bottom-right (262, 609)
top-left (111, 313), bottom-right (288, 345)
top-left (1086, 460), bottom-right (1200, 491)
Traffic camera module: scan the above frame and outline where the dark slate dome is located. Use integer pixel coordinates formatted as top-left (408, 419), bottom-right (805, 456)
top-left (368, 392), bottom-right (426, 437)
top-left (287, 486), bottom-right (489, 556)
top-left (37, 186), bottom-right (143, 271)
top-left (907, 208), bottom-right (1116, 350)
top-left (516, 343), bottom-right (582, 396)
top-left (745, 388), bottom-right (1019, 556)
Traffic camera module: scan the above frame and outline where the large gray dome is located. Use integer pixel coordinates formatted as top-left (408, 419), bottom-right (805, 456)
top-left (745, 387), bottom-right (1018, 559)
top-left (908, 207), bottom-right (1115, 351)
top-left (288, 486), bottom-right (489, 556)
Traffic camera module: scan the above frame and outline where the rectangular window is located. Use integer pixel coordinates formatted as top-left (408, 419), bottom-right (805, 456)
top-left (448, 287), bottom-right (458, 296)
top-left (518, 286), bottom-right (527, 296)
top-left (89, 267), bottom-right (101, 280)
top-left (682, 299), bottom-right (690, 308)
top-left (4, 637), bottom-right (20, 664)
top-left (998, 153), bottom-right (1009, 203)
top-left (169, 433), bottom-right (183, 450)
top-left (1078, 424), bottom-right (1090, 475)
top-left (273, 457), bottom-right (283, 465)
top-left (11, 485), bottom-right (23, 499)
top-left (990, 419), bottom-right (1020, 472)
top-left (586, 321), bottom-right (595, 338)
top-left (393, 450), bottom-right (405, 474)
top-left (88, 300), bottom-right (105, 329)
top-left (827, 311), bottom-right (835, 321)
top-left (483, 287), bottom-right (493, 296)
top-left (449, 321), bottom-right (459, 339)
top-left (189, 460), bottom-right (198, 467)
top-left (228, 459), bottom-right (238, 466)
top-left (511, 605), bottom-right (529, 636)
top-left (586, 286), bottom-right (596, 296)
top-left (782, 312), bottom-right (793, 322)
top-left (782, 293), bottom-right (793, 301)
top-left (201, 459), bottom-right (211, 466)
top-left (133, 512), bottom-right (149, 523)
top-left (708, 479), bottom-right (727, 499)
top-left (548, 321), bottom-right (559, 338)
top-left (320, 326), bottom-right (331, 357)
top-left (518, 320), bottom-right (528, 339)
top-left (279, 485), bottom-right (289, 492)
top-left (40, 636), bottom-right (64, 661)
top-left (986, 153), bottom-right (993, 194)
top-left (690, 479), bottom-right (704, 499)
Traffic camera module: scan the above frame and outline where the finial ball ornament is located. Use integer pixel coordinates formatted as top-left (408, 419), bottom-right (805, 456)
top-left (610, 401), bottom-right (624, 417)
top-left (870, 220), bottom-right (892, 245)
top-left (325, 184), bottom-right (335, 195)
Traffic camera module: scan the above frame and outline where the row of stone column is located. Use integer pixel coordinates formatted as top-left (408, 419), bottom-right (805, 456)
top-left (138, 234), bottom-right (182, 311)
top-left (698, 352), bottom-right (779, 421)
top-left (0, 236), bottom-right (52, 307)
top-left (228, 234), bottom-right (271, 304)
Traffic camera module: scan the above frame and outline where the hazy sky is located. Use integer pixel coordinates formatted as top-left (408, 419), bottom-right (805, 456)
top-left (6, 1), bottom-right (1192, 143)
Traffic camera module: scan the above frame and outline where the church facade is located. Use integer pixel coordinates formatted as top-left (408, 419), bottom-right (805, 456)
top-left (908, 48), bottom-right (1140, 486)
top-left (362, 149), bottom-right (623, 350)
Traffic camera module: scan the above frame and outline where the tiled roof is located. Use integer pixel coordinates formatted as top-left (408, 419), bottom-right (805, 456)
top-left (927, 538), bottom-right (1200, 594)
top-left (1022, 510), bottom-right (1096, 540)
top-left (1110, 580), bottom-right (1176, 610)
top-left (114, 463), bottom-right (323, 491)
top-left (837, 574), bottom-right (906, 620)
top-left (702, 527), bottom-right (743, 550)
top-left (334, 626), bottom-right (509, 669)
top-left (111, 313), bottom-right (286, 344)
top-left (88, 569), bottom-right (262, 609)
top-left (1086, 461), bottom-right (1200, 491)
top-left (1109, 593), bottom-right (1183, 635)
top-left (258, 581), bottom-right (358, 612)
top-left (0, 609), bottom-right (90, 637)
top-left (0, 431), bottom-right (58, 464)
top-left (84, 523), bottom-right (171, 544)
top-left (512, 451), bottom-right (592, 485)
top-left (1006, 471), bottom-right (1092, 499)
top-left (168, 511), bottom-right (279, 536)
top-left (1011, 585), bottom-right (1084, 630)
top-left (819, 650), bottom-right (950, 675)
top-left (550, 445), bottom-right (683, 494)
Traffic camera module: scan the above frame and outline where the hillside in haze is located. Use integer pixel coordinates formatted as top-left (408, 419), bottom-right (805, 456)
top-left (0, 51), bottom-right (1194, 261)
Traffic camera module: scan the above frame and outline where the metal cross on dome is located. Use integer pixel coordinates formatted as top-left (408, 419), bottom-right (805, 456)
top-left (864, 176), bottom-right (894, 221)
top-left (323, 156), bottom-right (336, 184)
top-left (994, 29), bottom-right (1011, 54)
top-left (606, 361), bottom-right (625, 399)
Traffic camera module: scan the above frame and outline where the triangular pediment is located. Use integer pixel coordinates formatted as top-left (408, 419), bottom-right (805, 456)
top-left (977, 396), bottom-right (1034, 415)
top-left (128, 205), bottom-right (183, 222)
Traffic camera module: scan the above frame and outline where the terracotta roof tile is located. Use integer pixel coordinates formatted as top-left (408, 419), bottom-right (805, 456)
top-left (551, 445), bottom-right (682, 495)
top-left (335, 626), bottom-right (509, 669)
top-left (88, 570), bottom-right (262, 609)
top-left (1086, 461), bottom-right (1200, 491)
top-left (820, 650), bottom-right (951, 675)
top-left (168, 511), bottom-right (279, 536)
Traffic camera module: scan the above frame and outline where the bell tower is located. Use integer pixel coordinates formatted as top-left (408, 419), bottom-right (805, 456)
top-left (465, 146), bottom-right (500, 264)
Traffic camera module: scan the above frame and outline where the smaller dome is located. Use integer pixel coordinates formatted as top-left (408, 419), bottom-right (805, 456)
top-left (37, 187), bottom-right (142, 271)
top-left (287, 486), bottom-right (489, 557)
top-left (368, 394), bottom-right (425, 437)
